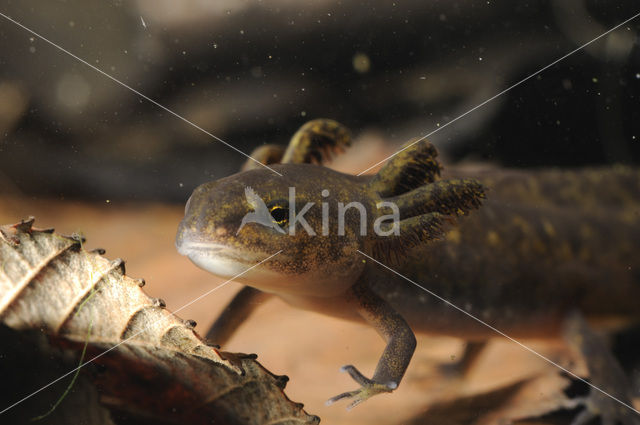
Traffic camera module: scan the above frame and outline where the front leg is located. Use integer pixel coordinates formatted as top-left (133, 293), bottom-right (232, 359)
top-left (326, 279), bottom-right (417, 409)
top-left (206, 286), bottom-right (272, 346)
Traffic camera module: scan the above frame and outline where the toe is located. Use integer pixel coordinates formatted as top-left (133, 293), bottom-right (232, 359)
top-left (340, 365), bottom-right (373, 386)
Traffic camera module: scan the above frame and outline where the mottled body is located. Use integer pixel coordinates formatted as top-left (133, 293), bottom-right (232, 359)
top-left (176, 119), bottom-right (640, 421)
top-left (374, 167), bottom-right (640, 339)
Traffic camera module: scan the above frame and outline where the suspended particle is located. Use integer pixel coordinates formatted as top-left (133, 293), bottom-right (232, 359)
top-left (352, 52), bottom-right (371, 74)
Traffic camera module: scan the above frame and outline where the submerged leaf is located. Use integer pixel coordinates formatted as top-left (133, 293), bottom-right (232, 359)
top-left (0, 218), bottom-right (318, 425)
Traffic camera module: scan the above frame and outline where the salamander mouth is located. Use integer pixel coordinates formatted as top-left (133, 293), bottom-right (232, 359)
top-left (176, 240), bottom-right (269, 278)
top-left (177, 241), bottom-right (238, 257)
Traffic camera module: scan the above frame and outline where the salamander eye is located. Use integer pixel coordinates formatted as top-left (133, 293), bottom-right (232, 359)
top-left (269, 205), bottom-right (289, 226)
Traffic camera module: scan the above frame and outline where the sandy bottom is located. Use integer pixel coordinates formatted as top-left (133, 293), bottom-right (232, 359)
top-left (0, 196), bottom-right (625, 424)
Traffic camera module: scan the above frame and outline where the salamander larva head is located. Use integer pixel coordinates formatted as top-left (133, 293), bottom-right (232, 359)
top-left (176, 128), bottom-right (486, 295)
top-left (176, 163), bottom-right (369, 297)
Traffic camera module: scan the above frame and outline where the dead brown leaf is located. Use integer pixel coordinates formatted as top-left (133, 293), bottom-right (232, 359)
top-left (0, 218), bottom-right (318, 425)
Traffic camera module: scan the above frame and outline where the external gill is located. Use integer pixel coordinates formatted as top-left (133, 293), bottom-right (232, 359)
top-left (366, 140), bottom-right (486, 264)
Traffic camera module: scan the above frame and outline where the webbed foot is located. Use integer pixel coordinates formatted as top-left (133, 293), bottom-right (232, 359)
top-left (325, 365), bottom-right (397, 410)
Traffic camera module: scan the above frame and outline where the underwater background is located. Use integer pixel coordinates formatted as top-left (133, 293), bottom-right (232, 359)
top-left (1, 0), bottom-right (638, 202)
